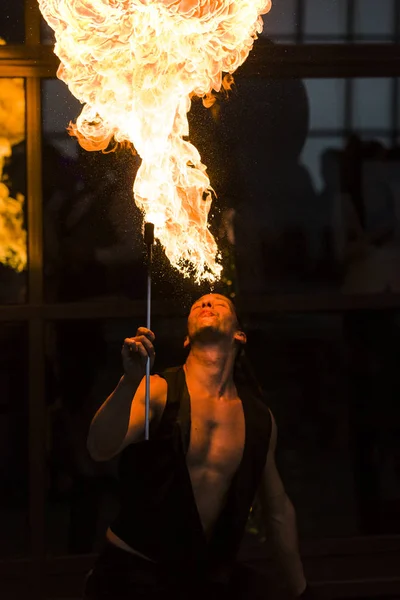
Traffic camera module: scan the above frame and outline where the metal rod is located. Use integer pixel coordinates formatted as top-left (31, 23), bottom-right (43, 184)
top-left (145, 245), bottom-right (151, 440)
top-left (144, 223), bottom-right (154, 440)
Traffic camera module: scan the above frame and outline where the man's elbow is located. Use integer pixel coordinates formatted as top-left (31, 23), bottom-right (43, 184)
top-left (87, 442), bottom-right (105, 462)
top-left (86, 436), bottom-right (116, 462)
top-left (264, 492), bottom-right (297, 522)
top-left (280, 493), bottom-right (297, 520)
top-left (282, 493), bottom-right (296, 513)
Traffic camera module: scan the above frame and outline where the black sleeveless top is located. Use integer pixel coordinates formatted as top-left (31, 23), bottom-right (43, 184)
top-left (111, 366), bottom-right (271, 578)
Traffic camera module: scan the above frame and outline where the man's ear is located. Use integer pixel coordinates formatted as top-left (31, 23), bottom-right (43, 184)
top-left (183, 335), bottom-right (190, 348)
top-left (234, 330), bottom-right (247, 345)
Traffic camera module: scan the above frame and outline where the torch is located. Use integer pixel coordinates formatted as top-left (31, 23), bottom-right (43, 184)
top-left (144, 221), bottom-right (154, 440)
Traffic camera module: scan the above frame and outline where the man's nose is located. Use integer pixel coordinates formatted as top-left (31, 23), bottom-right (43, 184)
top-left (202, 300), bottom-right (213, 308)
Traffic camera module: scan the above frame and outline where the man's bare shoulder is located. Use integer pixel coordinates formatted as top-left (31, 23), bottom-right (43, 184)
top-left (123, 375), bottom-right (168, 444)
top-left (134, 373), bottom-right (168, 411)
top-left (150, 373), bottom-right (168, 403)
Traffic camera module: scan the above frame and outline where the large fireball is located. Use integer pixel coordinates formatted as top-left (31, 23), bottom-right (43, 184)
top-left (38, 0), bottom-right (272, 281)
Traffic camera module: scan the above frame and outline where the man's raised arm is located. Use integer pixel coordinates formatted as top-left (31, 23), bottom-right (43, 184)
top-left (86, 328), bottom-right (166, 461)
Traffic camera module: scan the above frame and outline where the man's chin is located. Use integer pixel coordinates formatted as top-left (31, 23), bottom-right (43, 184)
top-left (190, 325), bottom-right (225, 344)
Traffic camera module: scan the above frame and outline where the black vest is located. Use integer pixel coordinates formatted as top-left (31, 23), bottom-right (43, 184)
top-left (111, 366), bottom-right (271, 577)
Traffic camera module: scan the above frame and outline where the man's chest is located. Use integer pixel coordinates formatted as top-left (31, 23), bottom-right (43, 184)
top-left (186, 396), bottom-right (245, 475)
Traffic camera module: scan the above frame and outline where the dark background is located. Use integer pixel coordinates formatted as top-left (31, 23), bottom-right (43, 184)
top-left (1, 1), bottom-right (400, 599)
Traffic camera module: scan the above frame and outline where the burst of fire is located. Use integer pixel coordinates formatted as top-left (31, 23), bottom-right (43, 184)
top-left (38, 0), bottom-right (272, 282)
top-left (0, 73), bottom-right (27, 273)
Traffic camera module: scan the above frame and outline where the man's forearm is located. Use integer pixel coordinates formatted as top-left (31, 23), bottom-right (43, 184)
top-left (87, 374), bottom-right (140, 460)
top-left (265, 495), bottom-right (307, 597)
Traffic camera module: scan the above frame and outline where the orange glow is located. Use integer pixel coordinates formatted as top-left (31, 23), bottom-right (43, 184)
top-left (38, 0), bottom-right (272, 281)
top-left (0, 75), bottom-right (27, 273)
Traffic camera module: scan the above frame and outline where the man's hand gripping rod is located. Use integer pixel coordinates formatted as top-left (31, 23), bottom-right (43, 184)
top-left (144, 222), bottom-right (154, 441)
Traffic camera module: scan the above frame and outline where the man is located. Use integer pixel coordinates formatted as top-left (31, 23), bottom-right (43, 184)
top-left (85, 293), bottom-right (308, 600)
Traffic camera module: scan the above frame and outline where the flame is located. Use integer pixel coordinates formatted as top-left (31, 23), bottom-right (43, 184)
top-left (0, 77), bottom-right (27, 273)
top-left (38, 0), bottom-right (272, 282)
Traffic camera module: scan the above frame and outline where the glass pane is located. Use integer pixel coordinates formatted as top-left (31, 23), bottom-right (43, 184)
top-left (41, 79), bottom-right (147, 303)
top-left (0, 78), bottom-right (27, 304)
top-left (42, 74), bottom-right (400, 299)
top-left (397, 79), bottom-right (400, 131)
top-left (353, 78), bottom-right (392, 130)
top-left (247, 311), bottom-right (400, 537)
top-left (355, 0), bottom-right (394, 39)
top-left (341, 138), bottom-right (400, 295)
top-left (0, 0), bottom-right (25, 44)
top-left (304, 0), bottom-right (347, 38)
top-left (398, 6), bottom-right (400, 43)
top-left (223, 76), bottom-right (319, 295)
top-left (342, 309), bottom-right (400, 535)
top-left (221, 75), bottom-right (399, 296)
top-left (248, 313), bottom-right (357, 537)
top-left (300, 136), bottom-right (344, 192)
top-left (45, 316), bottom-right (187, 555)
top-left (42, 79), bottom-right (82, 137)
top-left (0, 323), bottom-right (29, 558)
top-left (304, 79), bottom-right (345, 131)
top-left (41, 78), bottom-right (235, 303)
top-left (261, 0), bottom-right (297, 40)
top-left (40, 17), bottom-right (55, 45)
top-left (361, 146), bottom-right (399, 238)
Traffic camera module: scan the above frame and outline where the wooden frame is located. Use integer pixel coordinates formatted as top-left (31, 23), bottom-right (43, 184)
top-left (2, 40), bottom-right (400, 79)
top-left (1, 2), bottom-right (400, 598)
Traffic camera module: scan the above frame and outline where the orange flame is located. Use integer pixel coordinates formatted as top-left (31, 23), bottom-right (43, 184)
top-left (38, 0), bottom-right (272, 282)
top-left (0, 76), bottom-right (27, 273)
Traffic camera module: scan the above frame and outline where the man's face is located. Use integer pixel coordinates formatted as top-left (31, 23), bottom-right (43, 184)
top-left (185, 294), bottom-right (244, 347)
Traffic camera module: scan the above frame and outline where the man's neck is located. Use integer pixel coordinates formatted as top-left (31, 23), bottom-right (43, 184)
top-left (184, 343), bottom-right (237, 399)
